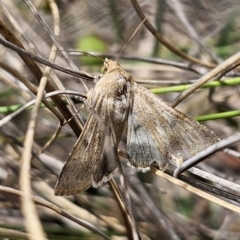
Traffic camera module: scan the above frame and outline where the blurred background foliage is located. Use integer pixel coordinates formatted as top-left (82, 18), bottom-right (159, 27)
top-left (0, 0), bottom-right (240, 239)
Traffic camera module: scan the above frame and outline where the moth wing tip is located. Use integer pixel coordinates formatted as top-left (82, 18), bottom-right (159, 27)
top-left (54, 182), bottom-right (86, 196)
top-left (54, 188), bottom-right (64, 196)
top-left (54, 185), bottom-right (70, 196)
top-left (54, 187), bottom-right (83, 196)
top-left (92, 169), bottom-right (117, 188)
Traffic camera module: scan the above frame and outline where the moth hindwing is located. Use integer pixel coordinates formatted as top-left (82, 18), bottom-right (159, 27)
top-left (127, 84), bottom-right (219, 171)
top-left (55, 59), bottom-right (219, 195)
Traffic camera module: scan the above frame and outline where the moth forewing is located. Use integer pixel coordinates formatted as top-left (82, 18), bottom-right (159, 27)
top-left (54, 59), bottom-right (133, 195)
top-left (91, 122), bottom-right (119, 188)
top-left (127, 83), bottom-right (219, 171)
top-left (54, 115), bottom-right (100, 195)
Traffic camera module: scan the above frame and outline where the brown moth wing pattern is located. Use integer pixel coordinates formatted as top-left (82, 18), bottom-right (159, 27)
top-left (127, 84), bottom-right (219, 170)
top-left (55, 60), bottom-right (133, 195)
top-left (55, 58), bottom-right (220, 195)
top-left (54, 111), bottom-right (118, 196)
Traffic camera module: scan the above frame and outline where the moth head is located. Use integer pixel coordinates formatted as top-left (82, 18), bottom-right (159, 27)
top-left (102, 58), bottom-right (121, 74)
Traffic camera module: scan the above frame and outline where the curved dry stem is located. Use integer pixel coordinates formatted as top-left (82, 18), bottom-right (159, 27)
top-left (108, 180), bottom-right (135, 240)
top-left (151, 167), bottom-right (240, 213)
top-left (68, 52), bottom-right (202, 74)
top-left (0, 60), bottom-right (63, 121)
top-left (0, 227), bottom-right (31, 239)
top-left (0, 0), bottom-right (38, 57)
top-left (0, 90), bottom-right (86, 127)
top-left (128, 174), bottom-right (180, 239)
top-left (174, 133), bottom-right (240, 178)
top-left (119, 150), bottom-right (240, 203)
top-left (168, 0), bottom-right (220, 63)
top-left (0, 19), bottom-right (83, 137)
top-left (19, 1), bottom-right (60, 239)
top-left (23, 0), bottom-right (89, 92)
top-left (224, 148), bottom-right (240, 158)
top-left (171, 51), bottom-right (240, 107)
top-left (129, 0), bottom-right (215, 68)
top-left (24, 0), bottom-right (87, 130)
top-left (0, 185), bottom-right (111, 240)
top-left (0, 37), bottom-right (94, 80)
top-left (110, 162), bottom-right (139, 240)
top-left (0, 3), bottom-right (63, 120)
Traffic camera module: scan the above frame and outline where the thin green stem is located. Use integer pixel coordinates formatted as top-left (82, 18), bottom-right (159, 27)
top-left (195, 110), bottom-right (240, 122)
top-left (0, 103), bottom-right (46, 113)
top-left (151, 77), bottom-right (240, 94)
top-left (1, 78), bottom-right (239, 122)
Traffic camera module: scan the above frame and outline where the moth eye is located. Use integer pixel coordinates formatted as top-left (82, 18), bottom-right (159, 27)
top-left (101, 65), bottom-right (108, 74)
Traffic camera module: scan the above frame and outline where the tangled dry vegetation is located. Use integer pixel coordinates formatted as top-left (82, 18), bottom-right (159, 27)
top-left (0, 0), bottom-right (240, 239)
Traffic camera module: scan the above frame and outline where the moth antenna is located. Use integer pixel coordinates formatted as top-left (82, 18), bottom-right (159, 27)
top-left (57, 49), bottom-right (105, 62)
top-left (116, 15), bottom-right (149, 62)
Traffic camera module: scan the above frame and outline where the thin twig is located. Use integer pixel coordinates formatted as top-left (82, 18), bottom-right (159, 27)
top-left (69, 52), bottom-right (202, 74)
top-left (0, 20), bottom-right (82, 137)
top-left (187, 167), bottom-right (240, 192)
top-left (0, 227), bottom-right (31, 239)
top-left (151, 167), bottom-right (240, 213)
top-left (23, 0), bottom-right (90, 92)
top-left (129, 174), bottom-right (181, 240)
top-left (23, 0), bottom-right (88, 130)
top-left (1, 0), bottom-right (85, 130)
top-left (224, 148), bottom-right (240, 159)
top-left (0, 0), bottom-right (40, 53)
top-left (119, 150), bottom-right (240, 202)
top-left (108, 180), bottom-right (135, 240)
top-left (0, 90), bottom-right (86, 127)
top-left (19, 2), bottom-right (60, 239)
top-left (115, 157), bottom-right (140, 240)
top-left (171, 51), bottom-right (240, 107)
top-left (0, 185), bottom-right (111, 240)
top-left (168, 0), bottom-right (220, 63)
top-left (174, 133), bottom-right (240, 177)
top-left (0, 37), bottom-right (94, 81)
top-left (129, 0), bottom-right (215, 68)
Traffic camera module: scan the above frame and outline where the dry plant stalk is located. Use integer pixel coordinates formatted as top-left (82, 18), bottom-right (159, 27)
top-left (55, 59), bottom-right (219, 196)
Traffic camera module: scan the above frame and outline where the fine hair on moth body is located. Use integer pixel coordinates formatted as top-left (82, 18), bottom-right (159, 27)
top-left (54, 58), bottom-right (219, 196)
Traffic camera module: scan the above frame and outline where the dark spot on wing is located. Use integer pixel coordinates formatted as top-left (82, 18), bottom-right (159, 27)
top-left (116, 84), bottom-right (127, 101)
top-left (82, 138), bottom-right (89, 148)
top-left (93, 151), bottom-right (108, 183)
top-left (171, 119), bottom-right (177, 127)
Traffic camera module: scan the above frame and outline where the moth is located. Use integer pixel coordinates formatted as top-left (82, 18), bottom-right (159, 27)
top-left (54, 59), bottom-right (219, 195)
